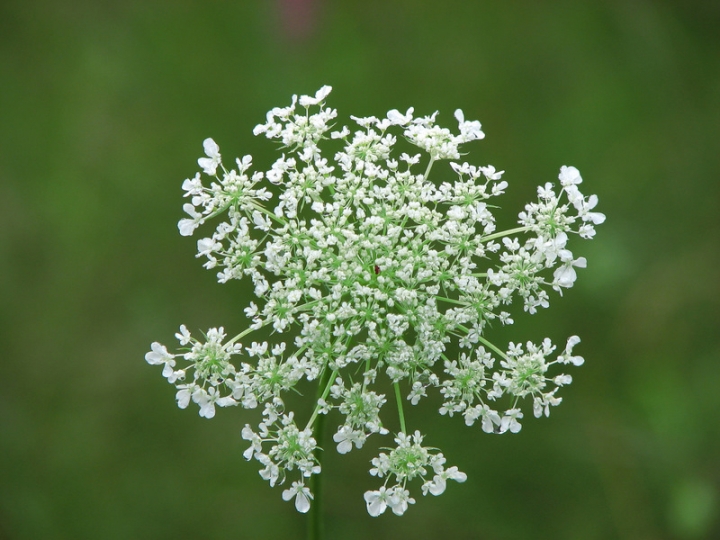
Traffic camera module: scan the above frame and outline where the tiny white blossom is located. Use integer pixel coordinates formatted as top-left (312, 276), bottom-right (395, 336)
top-left (174, 325), bottom-right (191, 345)
top-left (178, 203), bottom-right (202, 237)
top-left (558, 165), bottom-right (582, 187)
top-left (145, 342), bottom-right (175, 366)
top-left (175, 384), bottom-right (193, 409)
top-left (198, 138), bottom-right (221, 175)
top-left (333, 425), bottom-right (365, 454)
top-left (454, 109), bottom-right (485, 141)
top-left (364, 487), bottom-right (392, 517)
top-left (426, 466), bottom-right (467, 496)
top-left (298, 85), bottom-right (332, 107)
top-left (387, 107), bottom-right (414, 125)
top-left (553, 254), bottom-right (587, 289)
top-left (282, 481), bottom-right (313, 513)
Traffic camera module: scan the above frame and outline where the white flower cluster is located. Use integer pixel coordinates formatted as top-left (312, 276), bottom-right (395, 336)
top-left (364, 431), bottom-right (467, 517)
top-left (146, 86), bottom-right (604, 516)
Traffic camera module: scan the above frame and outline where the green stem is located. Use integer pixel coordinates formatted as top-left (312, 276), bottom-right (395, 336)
top-left (305, 369), bottom-right (337, 431)
top-left (226, 318), bottom-right (272, 346)
top-left (307, 367), bottom-right (335, 540)
top-left (435, 296), bottom-right (469, 306)
top-left (247, 199), bottom-right (288, 226)
top-left (480, 225), bottom-right (531, 243)
top-left (423, 158), bottom-right (436, 182)
top-left (476, 335), bottom-right (509, 361)
top-left (308, 416), bottom-right (326, 540)
top-left (394, 382), bottom-right (406, 434)
top-left (227, 299), bottom-right (320, 347)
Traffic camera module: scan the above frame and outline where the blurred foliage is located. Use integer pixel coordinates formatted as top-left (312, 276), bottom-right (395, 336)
top-left (1, 0), bottom-right (719, 538)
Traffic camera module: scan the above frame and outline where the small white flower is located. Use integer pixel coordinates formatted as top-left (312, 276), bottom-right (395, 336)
top-left (175, 385), bottom-right (193, 409)
top-left (333, 425), bottom-right (365, 454)
top-left (246, 341), bottom-right (268, 357)
top-left (558, 336), bottom-right (584, 365)
top-left (454, 109), bottom-right (485, 141)
top-left (174, 325), bottom-right (191, 345)
top-left (196, 237), bottom-right (218, 259)
top-left (387, 486), bottom-right (415, 516)
top-left (558, 165), bottom-right (582, 187)
top-left (298, 85), bottom-right (332, 107)
top-left (331, 126), bottom-right (350, 139)
top-left (282, 481), bottom-right (313, 513)
top-left (481, 165), bottom-right (504, 180)
top-left (192, 387), bottom-right (231, 419)
top-left (252, 211), bottom-right (271, 232)
top-left (387, 107), bottom-right (414, 126)
top-left (553, 255), bottom-right (587, 289)
top-left (426, 466), bottom-right (467, 496)
top-left (145, 342), bottom-right (174, 366)
top-left (178, 203), bottom-right (202, 237)
top-left (241, 424), bottom-right (263, 460)
top-left (500, 408), bottom-right (524, 433)
top-left (244, 302), bottom-right (259, 319)
top-left (198, 138), bottom-right (221, 175)
top-left (364, 487), bottom-right (391, 517)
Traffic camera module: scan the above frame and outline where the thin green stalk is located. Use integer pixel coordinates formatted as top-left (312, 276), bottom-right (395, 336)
top-left (307, 412), bottom-right (326, 540)
top-left (476, 335), bottom-right (509, 361)
top-left (307, 367), bottom-right (335, 540)
top-left (394, 382), bottom-right (406, 434)
top-left (247, 199), bottom-right (288, 226)
top-left (228, 299), bottom-right (320, 347)
top-left (226, 318), bottom-right (272, 346)
top-left (305, 368), bottom-right (337, 432)
top-left (423, 157), bottom-right (436, 181)
top-left (435, 296), bottom-right (469, 306)
top-left (480, 225), bottom-right (531, 243)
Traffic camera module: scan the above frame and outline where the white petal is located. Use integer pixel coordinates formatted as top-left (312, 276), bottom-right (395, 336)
top-left (216, 396), bottom-right (237, 408)
top-left (178, 219), bottom-right (197, 237)
top-left (451, 471), bottom-right (467, 483)
top-left (295, 491), bottom-right (311, 513)
top-left (198, 157), bottom-right (218, 176)
top-left (365, 493), bottom-right (386, 517)
top-left (145, 342), bottom-right (168, 365)
top-left (175, 389), bottom-right (191, 409)
top-left (570, 355), bottom-right (585, 366)
top-left (589, 211), bottom-right (606, 225)
top-left (199, 402), bottom-right (215, 419)
top-left (566, 335), bottom-right (581, 351)
top-left (559, 165), bottom-right (582, 186)
top-left (429, 477), bottom-right (446, 496)
top-left (197, 237), bottom-right (214, 256)
top-left (202, 138), bottom-right (220, 158)
top-left (161, 362), bottom-right (175, 378)
top-left (553, 265), bottom-right (576, 288)
top-left (337, 439), bottom-right (352, 454)
top-left (243, 446), bottom-right (254, 460)
top-left (315, 85), bottom-right (332, 101)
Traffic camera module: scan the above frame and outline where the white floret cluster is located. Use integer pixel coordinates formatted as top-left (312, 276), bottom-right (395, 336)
top-left (146, 86), bottom-right (604, 516)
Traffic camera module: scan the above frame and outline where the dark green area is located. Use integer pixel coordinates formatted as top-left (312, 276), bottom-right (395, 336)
top-left (1, 1), bottom-right (719, 538)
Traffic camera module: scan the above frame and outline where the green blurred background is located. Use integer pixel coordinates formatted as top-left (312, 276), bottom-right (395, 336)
top-left (2, 1), bottom-right (719, 538)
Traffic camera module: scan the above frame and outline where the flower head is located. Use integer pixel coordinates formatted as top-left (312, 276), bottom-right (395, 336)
top-left (146, 86), bottom-right (604, 516)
